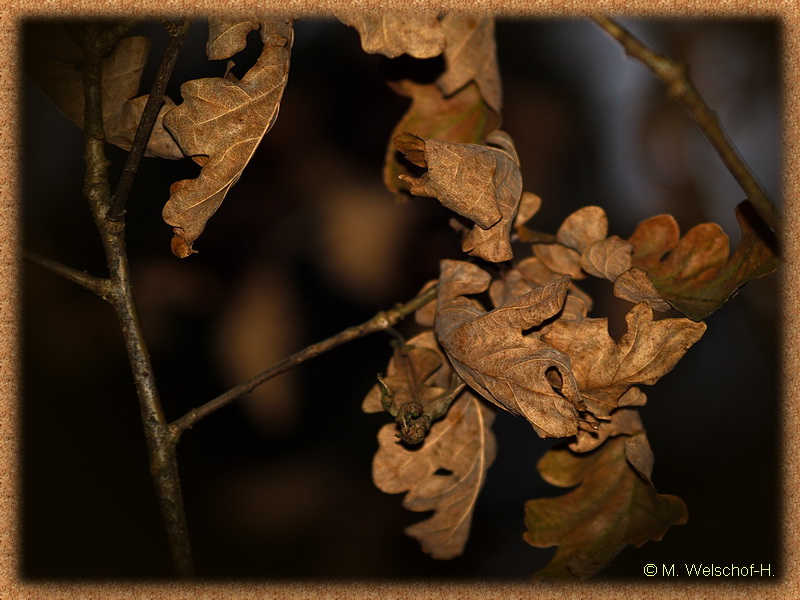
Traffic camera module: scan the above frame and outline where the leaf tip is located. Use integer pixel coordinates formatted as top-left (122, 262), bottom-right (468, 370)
top-left (170, 230), bottom-right (198, 258)
top-left (394, 131), bottom-right (427, 167)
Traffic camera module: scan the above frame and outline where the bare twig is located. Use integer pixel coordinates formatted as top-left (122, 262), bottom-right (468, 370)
top-left (593, 16), bottom-right (781, 234)
top-left (106, 18), bottom-right (191, 222)
top-left (170, 282), bottom-right (440, 436)
top-left (79, 24), bottom-right (193, 577)
top-left (23, 250), bottom-right (112, 300)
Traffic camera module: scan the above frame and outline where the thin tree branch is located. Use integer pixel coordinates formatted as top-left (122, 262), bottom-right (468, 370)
top-left (593, 16), bottom-right (781, 234)
top-left (23, 250), bottom-right (112, 300)
top-left (170, 282), bottom-right (440, 436)
top-left (106, 18), bottom-right (191, 222)
top-left (79, 24), bottom-right (194, 577)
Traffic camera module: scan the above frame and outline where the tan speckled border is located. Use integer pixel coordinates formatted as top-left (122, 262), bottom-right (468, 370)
top-left (1, 1), bottom-right (795, 598)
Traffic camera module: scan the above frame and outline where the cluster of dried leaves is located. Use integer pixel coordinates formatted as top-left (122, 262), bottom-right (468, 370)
top-left (347, 13), bottom-right (778, 578)
top-left (26, 17), bottom-right (293, 257)
top-left (26, 14), bottom-right (779, 579)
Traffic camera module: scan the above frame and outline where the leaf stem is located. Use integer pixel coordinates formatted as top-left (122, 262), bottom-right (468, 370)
top-left (170, 282), bottom-right (440, 436)
top-left (106, 18), bottom-right (191, 222)
top-left (592, 16), bottom-right (781, 234)
top-left (79, 24), bottom-right (193, 577)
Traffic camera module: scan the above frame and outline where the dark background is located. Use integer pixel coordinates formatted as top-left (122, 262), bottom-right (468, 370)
top-left (21, 17), bottom-right (781, 580)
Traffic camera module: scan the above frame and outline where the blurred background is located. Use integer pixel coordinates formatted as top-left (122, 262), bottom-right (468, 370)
top-left (22, 17), bottom-right (780, 580)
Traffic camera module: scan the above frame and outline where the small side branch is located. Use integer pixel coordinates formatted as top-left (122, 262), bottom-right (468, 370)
top-left (171, 282), bottom-right (440, 436)
top-left (593, 16), bottom-right (781, 234)
top-left (24, 250), bottom-right (112, 300)
top-left (106, 18), bottom-right (191, 222)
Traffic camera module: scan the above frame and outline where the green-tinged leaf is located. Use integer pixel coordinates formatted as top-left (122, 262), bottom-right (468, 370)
top-left (372, 390), bottom-right (496, 559)
top-left (624, 201), bottom-right (779, 320)
top-left (524, 434), bottom-right (687, 580)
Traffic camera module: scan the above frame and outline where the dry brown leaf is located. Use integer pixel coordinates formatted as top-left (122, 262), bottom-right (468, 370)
top-left (372, 389), bottom-right (496, 559)
top-left (580, 235), bottom-right (633, 281)
top-left (525, 433), bottom-right (687, 579)
top-left (395, 132), bottom-right (502, 227)
top-left (489, 257), bottom-right (593, 321)
top-left (362, 330), bottom-right (451, 414)
top-left (569, 407), bottom-right (643, 453)
top-left (543, 302), bottom-right (706, 418)
top-left (437, 14), bottom-right (502, 114)
top-left (624, 429), bottom-right (655, 480)
top-left (532, 206), bottom-right (625, 280)
top-left (532, 243), bottom-right (585, 279)
top-left (162, 19), bottom-right (293, 257)
top-left (379, 13), bottom-right (502, 197)
top-left (625, 201), bottom-right (779, 320)
top-left (384, 81), bottom-right (500, 195)
top-left (414, 280), bottom-right (439, 328)
top-left (514, 191), bottom-right (542, 237)
top-left (25, 24), bottom-right (182, 159)
top-left (110, 95), bottom-right (181, 159)
top-left (556, 206), bottom-right (608, 253)
top-left (336, 12), bottom-right (446, 58)
top-left (207, 16), bottom-right (262, 59)
top-left (396, 131), bottom-right (522, 262)
top-left (435, 260), bottom-right (583, 438)
top-left (613, 267), bottom-right (673, 311)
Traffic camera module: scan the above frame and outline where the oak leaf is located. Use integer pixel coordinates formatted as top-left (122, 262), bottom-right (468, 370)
top-left (383, 81), bottom-right (500, 194)
top-left (524, 434), bottom-right (687, 579)
top-left (207, 16), bottom-right (266, 59)
top-left (396, 131), bottom-right (522, 262)
top-left (336, 12), bottom-right (446, 59)
top-left (364, 330), bottom-right (464, 445)
top-left (532, 206), bottom-right (633, 282)
top-left (162, 18), bottom-right (293, 257)
top-left (580, 236), bottom-right (632, 281)
top-left (380, 12), bottom-right (502, 197)
top-left (437, 14), bottom-right (502, 115)
top-left (542, 302), bottom-right (705, 418)
top-left (623, 201), bottom-right (779, 320)
top-left (569, 407), bottom-right (644, 453)
top-left (514, 191), bottom-right (543, 239)
top-left (363, 331), bottom-right (448, 413)
top-left (25, 24), bottom-right (182, 159)
top-left (532, 243), bottom-right (585, 279)
top-left (434, 260), bottom-right (583, 438)
top-left (613, 267), bottom-right (672, 311)
top-left (556, 205), bottom-right (608, 253)
top-left (372, 389), bottom-right (496, 559)
top-left (488, 257), bottom-right (593, 322)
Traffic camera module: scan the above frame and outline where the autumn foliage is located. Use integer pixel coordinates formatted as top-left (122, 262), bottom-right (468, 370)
top-left (24, 14), bottom-right (779, 580)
